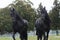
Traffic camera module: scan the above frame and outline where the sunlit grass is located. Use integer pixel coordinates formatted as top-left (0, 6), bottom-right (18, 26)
top-left (0, 35), bottom-right (60, 40)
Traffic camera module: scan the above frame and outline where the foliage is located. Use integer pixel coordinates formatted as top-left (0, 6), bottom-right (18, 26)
top-left (0, 8), bottom-right (12, 33)
top-left (49, 0), bottom-right (60, 30)
top-left (0, 0), bottom-right (36, 33)
top-left (37, 3), bottom-right (43, 17)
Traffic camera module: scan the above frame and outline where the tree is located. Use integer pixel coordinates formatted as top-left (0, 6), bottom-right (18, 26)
top-left (0, 8), bottom-right (12, 34)
top-left (49, 0), bottom-right (60, 35)
top-left (37, 3), bottom-right (43, 17)
top-left (0, 0), bottom-right (36, 34)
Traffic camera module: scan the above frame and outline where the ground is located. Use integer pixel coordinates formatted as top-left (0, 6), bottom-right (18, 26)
top-left (0, 36), bottom-right (60, 40)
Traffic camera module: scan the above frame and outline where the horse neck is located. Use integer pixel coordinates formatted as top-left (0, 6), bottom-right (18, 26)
top-left (13, 10), bottom-right (24, 23)
top-left (16, 15), bottom-right (25, 24)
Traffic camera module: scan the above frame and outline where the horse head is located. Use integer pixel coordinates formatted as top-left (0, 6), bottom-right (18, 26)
top-left (40, 7), bottom-right (47, 21)
top-left (10, 7), bottom-right (17, 21)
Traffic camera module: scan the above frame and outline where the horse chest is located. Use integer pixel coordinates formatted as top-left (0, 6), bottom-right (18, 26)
top-left (17, 21), bottom-right (24, 25)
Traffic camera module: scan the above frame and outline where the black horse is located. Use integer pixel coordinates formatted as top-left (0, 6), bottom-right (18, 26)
top-left (10, 7), bottom-right (28, 40)
top-left (35, 7), bottom-right (51, 40)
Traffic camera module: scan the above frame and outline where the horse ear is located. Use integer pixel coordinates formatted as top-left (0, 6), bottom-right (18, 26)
top-left (43, 7), bottom-right (47, 11)
top-left (44, 7), bottom-right (46, 9)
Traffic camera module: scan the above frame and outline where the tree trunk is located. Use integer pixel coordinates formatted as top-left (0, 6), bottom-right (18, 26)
top-left (56, 27), bottom-right (59, 36)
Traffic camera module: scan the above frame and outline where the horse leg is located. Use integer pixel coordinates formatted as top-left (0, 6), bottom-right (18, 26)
top-left (19, 33), bottom-right (24, 40)
top-left (39, 33), bottom-right (42, 40)
top-left (36, 31), bottom-right (39, 40)
top-left (37, 35), bottom-right (39, 40)
top-left (24, 32), bottom-right (27, 40)
top-left (39, 36), bottom-right (42, 40)
top-left (46, 31), bottom-right (49, 40)
top-left (22, 31), bottom-right (27, 40)
top-left (44, 32), bottom-right (49, 40)
top-left (37, 34), bottom-right (42, 40)
top-left (12, 32), bottom-right (16, 40)
top-left (44, 32), bottom-right (46, 40)
top-left (20, 35), bottom-right (24, 40)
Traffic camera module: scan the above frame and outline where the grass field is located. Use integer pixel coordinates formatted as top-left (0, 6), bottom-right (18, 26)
top-left (0, 35), bottom-right (60, 40)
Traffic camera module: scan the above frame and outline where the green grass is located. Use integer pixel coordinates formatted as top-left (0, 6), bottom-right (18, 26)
top-left (0, 36), bottom-right (60, 40)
